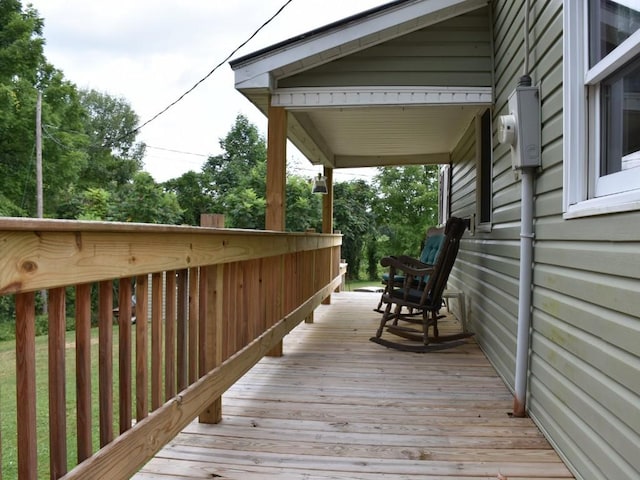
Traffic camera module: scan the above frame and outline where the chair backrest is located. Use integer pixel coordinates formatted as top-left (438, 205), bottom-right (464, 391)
top-left (419, 226), bottom-right (445, 264)
top-left (419, 217), bottom-right (466, 308)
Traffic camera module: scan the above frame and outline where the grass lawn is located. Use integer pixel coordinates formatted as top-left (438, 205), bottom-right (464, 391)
top-left (341, 278), bottom-right (382, 291)
top-left (0, 326), bottom-right (126, 478)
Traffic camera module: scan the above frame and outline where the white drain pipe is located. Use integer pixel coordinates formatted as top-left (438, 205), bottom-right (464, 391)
top-left (513, 167), bottom-right (535, 417)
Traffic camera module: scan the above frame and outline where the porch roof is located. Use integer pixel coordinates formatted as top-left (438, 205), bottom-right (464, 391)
top-left (230, 0), bottom-right (493, 169)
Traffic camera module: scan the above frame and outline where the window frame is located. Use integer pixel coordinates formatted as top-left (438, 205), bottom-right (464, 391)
top-left (564, 0), bottom-right (640, 218)
top-left (476, 108), bottom-right (493, 232)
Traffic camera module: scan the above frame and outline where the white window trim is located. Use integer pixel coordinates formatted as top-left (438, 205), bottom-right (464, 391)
top-left (563, 0), bottom-right (640, 219)
top-left (438, 164), bottom-right (451, 225)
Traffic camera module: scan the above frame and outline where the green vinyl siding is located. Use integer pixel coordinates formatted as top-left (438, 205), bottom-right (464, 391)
top-left (447, 1), bottom-right (640, 479)
top-left (278, 8), bottom-right (491, 88)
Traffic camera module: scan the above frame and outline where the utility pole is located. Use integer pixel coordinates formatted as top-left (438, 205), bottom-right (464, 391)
top-left (36, 90), bottom-right (47, 314)
top-left (36, 90), bottom-right (43, 218)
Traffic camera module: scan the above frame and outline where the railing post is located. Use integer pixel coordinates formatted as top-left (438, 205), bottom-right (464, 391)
top-left (200, 214), bottom-right (225, 423)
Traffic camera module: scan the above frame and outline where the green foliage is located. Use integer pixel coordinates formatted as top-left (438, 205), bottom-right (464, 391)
top-left (373, 165), bottom-right (439, 258)
top-left (334, 180), bottom-right (377, 279)
top-left (109, 172), bottom-right (183, 224)
top-left (76, 88), bottom-right (144, 188)
top-left (76, 187), bottom-right (110, 220)
top-left (164, 170), bottom-right (214, 225)
top-left (285, 175), bottom-right (321, 232)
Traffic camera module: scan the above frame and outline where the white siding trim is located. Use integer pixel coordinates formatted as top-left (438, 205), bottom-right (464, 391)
top-left (272, 86), bottom-right (492, 108)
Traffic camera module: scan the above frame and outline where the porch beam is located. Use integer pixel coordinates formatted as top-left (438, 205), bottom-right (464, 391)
top-left (335, 152), bottom-right (450, 168)
top-left (272, 86), bottom-right (493, 108)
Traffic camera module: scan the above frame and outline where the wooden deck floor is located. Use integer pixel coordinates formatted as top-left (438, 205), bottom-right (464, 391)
top-left (134, 292), bottom-right (574, 480)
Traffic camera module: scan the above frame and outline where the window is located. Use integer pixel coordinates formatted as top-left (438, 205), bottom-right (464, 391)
top-left (564, 0), bottom-right (640, 217)
top-left (477, 109), bottom-right (492, 230)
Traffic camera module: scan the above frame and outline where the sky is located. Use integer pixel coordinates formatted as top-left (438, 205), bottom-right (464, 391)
top-left (30, 0), bottom-right (389, 182)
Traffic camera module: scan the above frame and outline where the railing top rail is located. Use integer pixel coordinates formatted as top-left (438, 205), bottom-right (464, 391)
top-left (0, 218), bottom-right (342, 295)
top-left (0, 217), bottom-right (342, 237)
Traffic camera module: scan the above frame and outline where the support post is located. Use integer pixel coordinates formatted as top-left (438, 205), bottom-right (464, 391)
top-left (200, 214), bottom-right (225, 423)
top-left (265, 103), bottom-right (287, 356)
top-left (322, 167), bottom-right (334, 305)
top-left (266, 105), bottom-right (287, 232)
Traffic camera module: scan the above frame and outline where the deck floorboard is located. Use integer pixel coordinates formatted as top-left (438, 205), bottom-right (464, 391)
top-left (134, 292), bottom-right (574, 479)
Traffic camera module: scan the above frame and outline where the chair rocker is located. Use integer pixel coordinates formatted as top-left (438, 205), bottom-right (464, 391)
top-left (370, 216), bottom-right (473, 353)
top-left (373, 225), bottom-right (445, 314)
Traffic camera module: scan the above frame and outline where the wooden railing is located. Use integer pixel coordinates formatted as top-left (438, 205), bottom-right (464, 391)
top-left (0, 218), bottom-right (342, 479)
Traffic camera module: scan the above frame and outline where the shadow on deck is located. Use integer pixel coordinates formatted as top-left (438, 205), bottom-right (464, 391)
top-left (134, 292), bottom-right (573, 480)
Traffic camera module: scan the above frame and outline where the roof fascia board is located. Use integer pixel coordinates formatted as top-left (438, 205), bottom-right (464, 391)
top-left (232, 0), bottom-right (487, 90)
top-left (272, 86), bottom-right (493, 108)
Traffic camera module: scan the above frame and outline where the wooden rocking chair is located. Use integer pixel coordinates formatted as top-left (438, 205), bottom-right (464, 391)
top-left (373, 224), bottom-right (445, 313)
top-left (370, 216), bottom-right (473, 353)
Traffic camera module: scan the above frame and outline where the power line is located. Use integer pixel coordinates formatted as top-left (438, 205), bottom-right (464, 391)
top-left (122, 0), bottom-right (296, 141)
top-left (146, 145), bottom-right (210, 157)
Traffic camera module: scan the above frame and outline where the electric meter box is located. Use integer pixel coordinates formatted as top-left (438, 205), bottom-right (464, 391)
top-left (502, 86), bottom-right (541, 170)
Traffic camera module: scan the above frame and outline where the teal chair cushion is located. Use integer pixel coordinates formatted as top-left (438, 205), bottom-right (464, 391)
top-left (419, 234), bottom-right (444, 264)
top-left (381, 234), bottom-right (445, 285)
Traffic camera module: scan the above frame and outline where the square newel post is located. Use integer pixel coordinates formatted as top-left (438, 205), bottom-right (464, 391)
top-left (266, 103), bottom-right (287, 356)
top-left (199, 214), bottom-right (225, 424)
top-left (322, 167), bottom-right (334, 305)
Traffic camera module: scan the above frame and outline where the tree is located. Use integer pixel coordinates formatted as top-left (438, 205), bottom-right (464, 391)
top-left (164, 170), bottom-right (214, 225)
top-left (285, 175), bottom-right (322, 232)
top-left (77, 88), bottom-right (144, 188)
top-left (0, 0), bottom-right (46, 216)
top-left (110, 172), bottom-right (183, 224)
top-left (373, 165), bottom-right (439, 259)
top-left (333, 179), bottom-right (377, 279)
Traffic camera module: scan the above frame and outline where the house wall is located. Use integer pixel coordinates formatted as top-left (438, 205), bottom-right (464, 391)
top-left (278, 8), bottom-right (492, 88)
top-left (449, 1), bottom-right (640, 479)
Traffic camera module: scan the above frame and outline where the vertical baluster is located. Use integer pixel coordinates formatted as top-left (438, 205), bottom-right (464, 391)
top-left (245, 260), bottom-right (260, 342)
top-left (151, 273), bottom-right (163, 410)
top-left (98, 281), bottom-right (113, 447)
top-left (198, 267), bottom-right (207, 378)
top-left (176, 269), bottom-right (188, 392)
top-left (135, 275), bottom-right (148, 421)
top-left (15, 292), bottom-right (37, 480)
top-left (118, 278), bottom-right (132, 433)
top-left (75, 283), bottom-right (92, 462)
top-left (188, 267), bottom-right (199, 384)
top-left (164, 270), bottom-right (177, 400)
top-left (48, 287), bottom-right (67, 478)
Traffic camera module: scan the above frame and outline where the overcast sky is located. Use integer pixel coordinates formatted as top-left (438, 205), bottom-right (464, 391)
top-left (29, 0), bottom-right (388, 182)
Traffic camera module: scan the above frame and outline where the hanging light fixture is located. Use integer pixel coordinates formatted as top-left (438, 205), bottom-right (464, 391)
top-left (311, 173), bottom-right (328, 194)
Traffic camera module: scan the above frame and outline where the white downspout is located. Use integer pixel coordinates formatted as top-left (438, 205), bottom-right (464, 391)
top-left (513, 166), bottom-right (535, 417)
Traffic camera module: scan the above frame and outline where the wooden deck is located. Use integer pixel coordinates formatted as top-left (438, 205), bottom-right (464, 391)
top-left (134, 292), bottom-right (574, 480)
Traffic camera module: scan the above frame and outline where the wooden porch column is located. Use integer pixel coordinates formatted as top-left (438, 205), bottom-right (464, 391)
top-left (266, 104), bottom-right (287, 231)
top-left (322, 167), bottom-right (333, 234)
top-left (322, 167), bottom-right (334, 305)
top-left (266, 103), bottom-right (287, 356)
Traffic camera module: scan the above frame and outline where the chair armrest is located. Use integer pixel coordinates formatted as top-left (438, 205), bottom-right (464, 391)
top-left (380, 256), bottom-right (434, 277)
